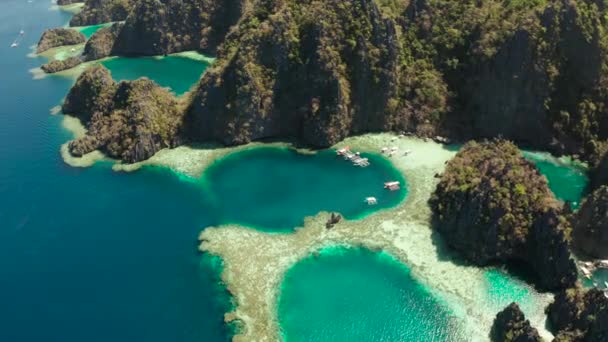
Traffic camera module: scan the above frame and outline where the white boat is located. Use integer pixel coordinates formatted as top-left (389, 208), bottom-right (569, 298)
top-left (403, 150), bottom-right (412, 156)
top-left (365, 197), bottom-right (378, 205)
top-left (19, 30), bottom-right (24, 35)
top-left (10, 42), bottom-right (18, 48)
top-left (581, 265), bottom-right (592, 279)
top-left (384, 181), bottom-right (400, 191)
top-left (381, 147), bottom-right (388, 153)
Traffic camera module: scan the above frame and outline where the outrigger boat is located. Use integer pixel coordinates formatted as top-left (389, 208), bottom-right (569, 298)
top-left (384, 181), bottom-right (400, 191)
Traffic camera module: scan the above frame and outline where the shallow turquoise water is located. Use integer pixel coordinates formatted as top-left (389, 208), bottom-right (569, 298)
top-left (201, 148), bottom-right (407, 231)
top-left (484, 268), bottom-right (537, 316)
top-left (278, 247), bottom-right (463, 341)
top-left (522, 151), bottom-right (589, 208)
top-left (102, 55), bottom-right (209, 95)
top-left (75, 23), bottom-right (112, 38)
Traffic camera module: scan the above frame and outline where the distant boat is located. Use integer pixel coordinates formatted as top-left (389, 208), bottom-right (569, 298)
top-left (11, 42), bottom-right (18, 48)
top-left (19, 30), bottom-right (24, 35)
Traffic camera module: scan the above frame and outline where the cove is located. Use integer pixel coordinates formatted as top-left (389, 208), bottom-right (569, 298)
top-left (198, 147), bottom-right (407, 231)
top-left (75, 22), bottom-right (113, 38)
top-left (523, 151), bottom-right (589, 208)
top-left (278, 247), bottom-right (463, 341)
top-left (101, 54), bottom-right (210, 95)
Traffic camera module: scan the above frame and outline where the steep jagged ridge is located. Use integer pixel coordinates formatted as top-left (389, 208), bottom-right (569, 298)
top-left (430, 140), bottom-right (577, 290)
top-left (82, 23), bottom-right (123, 61)
top-left (491, 303), bottom-right (541, 342)
top-left (573, 185), bottom-right (608, 259)
top-left (63, 65), bottom-right (184, 163)
top-left (111, 0), bottom-right (246, 56)
top-left (402, 0), bottom-right (608, 161)
top-left (546, 286), bottom-right (608, 341)
top-left (70, 0), bottom-right (134, 26)
top-left (185, 0), bottom-right (430, 147)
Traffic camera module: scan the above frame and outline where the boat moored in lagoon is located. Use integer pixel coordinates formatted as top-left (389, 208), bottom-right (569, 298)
top-left (384, 181), bottom-right (400, 191)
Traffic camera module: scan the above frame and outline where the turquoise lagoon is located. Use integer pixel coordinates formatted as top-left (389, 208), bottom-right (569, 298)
top-left (279, 247), bottom-right (464, 341)
top-left (75, 22), bottom-right (113, 38)
top-left (101, 55), bottom-right (210, 95)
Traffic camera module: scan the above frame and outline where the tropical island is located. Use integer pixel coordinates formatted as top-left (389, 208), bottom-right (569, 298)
top-left (36, 0), bottom-right (608, 341)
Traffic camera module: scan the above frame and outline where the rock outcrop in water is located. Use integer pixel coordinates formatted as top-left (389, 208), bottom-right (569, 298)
top-left (430, 140), bottom-right (577, 290)
top-left (546, 286), bottom-right (608, 340)
top-left (41, 56), bottom-right (82, 73)
top-left (82, 23), bottom-right (123, 61)
top-left (62, 65), bottom-right (184, 162)
top-left (491, 303), bottom-right (541, 342)
top-left (57, 0), bottom-right (81, 5)
top-left (573, 186), bottom-right (608, 259)
top-left (36, 28), bottom-right (85, 53)
top-left (70, 0), bottom-right (134, 26)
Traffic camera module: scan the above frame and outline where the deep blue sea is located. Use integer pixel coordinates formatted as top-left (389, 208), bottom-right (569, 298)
top-left (0, 1), bottom-right (233, 341)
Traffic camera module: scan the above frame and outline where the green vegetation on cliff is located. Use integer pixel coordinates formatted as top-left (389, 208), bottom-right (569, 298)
top-left (430, 140), bottom-right (577, 290)
top-left (491, 302), bottom-right (542, 342)
top-left (54, 0), bottom-right (608, 164)
top-left (62, 65), bottom-right (184, 162)
top-left (546, 285), bottom-right (608, 341)
top-left (36, 28), bottom-right (85, 53)
top-left (70, 0), bottom-right (134, 26)
top-left (573, 185), bottom-right (608, 259)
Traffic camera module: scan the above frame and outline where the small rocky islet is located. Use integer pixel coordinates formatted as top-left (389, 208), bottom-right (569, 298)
top-left (40, 0), bottom-right (608, 341)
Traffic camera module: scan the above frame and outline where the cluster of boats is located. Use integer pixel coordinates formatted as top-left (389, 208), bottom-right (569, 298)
top-left (10, 30), bottom-right (24, 48)
top-left (579, 260), bottom-right (608, 279)
top-left (336, 146), bottom-right (370, 167)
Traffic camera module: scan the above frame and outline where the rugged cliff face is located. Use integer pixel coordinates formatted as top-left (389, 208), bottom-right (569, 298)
top-left (111, 0), bottom-right (245, 56)
top-left (82, 23), bottom-right (123, 61)
top-left (184, 0), bottom-right (430, 147)
top-left (430, 140), bottom-right (577, 290)
top-left (547, 286), bottom-right (608, 341)
top-left (70, 0), bottom-right (134, 26)
top-left (37, 28), bottom-right (85, 53)
top-left (573, 186), bottom-right (608, 259)
top-left (63, 65), bottom-right (185, 163)
top-left (491, 303), bottom-right (542, 342)
top-left (49, 0), bottom-right (608, 163)
top-left (592, 153), bottom-right (608, 190)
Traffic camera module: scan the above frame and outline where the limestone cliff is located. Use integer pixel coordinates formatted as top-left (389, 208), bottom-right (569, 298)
top-left (430, 140), bottom-right (577, 290)
top-left (491, 303), bottom-right (542, 342)
top-left (82, 23), bottom-right (123, 61)
top-left (111, 0), bottom-right (245, 56)
top-left (70, 0), bottom-right (134, 26)
top-left (184, 0), bottom-right (424, 147)
top-left (573, 186), bottom-right (608, 259)
top-left (63, 65), bottom-right (184, 163)
top-left (37, 28), bottom-right (85, 53)
top-left (546, 286), bottom-right (608, 341)
top-left (592, 153), bottom-right (608, 190)
top-left (50, 0), bottom-right (608, 164)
